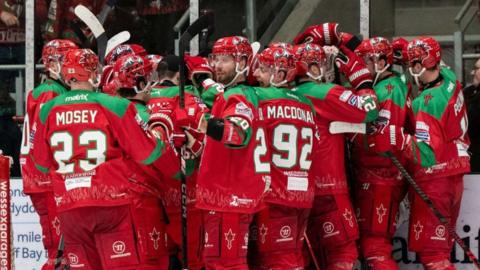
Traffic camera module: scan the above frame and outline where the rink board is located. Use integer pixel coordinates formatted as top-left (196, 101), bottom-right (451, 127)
top-left (10, 175), bottom-right (480, 269)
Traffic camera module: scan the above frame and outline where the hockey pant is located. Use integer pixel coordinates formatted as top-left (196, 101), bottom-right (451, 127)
top-left (248, 203), bottom-right (310, 270)
top-left (408, 174), bottom-right (464, 270)
top-left (59, 196), bottom-right (169, 270)
top-left (306, 194), bottom-right (359, 269)
top-left (29, 192), bottom-right (67, 270)
top-left (354, 172), bottom-right (407, 270)
top-left (165, 206), bottom-right (204, 270)
top-left (202, 210), bottom-right (253, 270)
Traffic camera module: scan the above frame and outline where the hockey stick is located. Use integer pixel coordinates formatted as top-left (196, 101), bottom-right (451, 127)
top-left (53, 234), bottom-right (65, 270)
top-left (97, 0), bottom-right (117, 24)
top-left (178, 11), bottom-right (215, 270)
top-left (303, 231), bottom-right (320, 270)
top-left (105, 31), bottom-right (131, 58)
top-left (329, 121), bottom-right (366, 134)
top-left (385, 151), bottom-right (480, 269)
top-left (74, 5), bottom-right (108, 63)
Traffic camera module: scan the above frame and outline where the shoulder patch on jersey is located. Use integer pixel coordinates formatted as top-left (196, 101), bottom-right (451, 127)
top-left (235, 102), bottom-right (253, 120)
top-left (415, 121), bottom-right (430, 142)
top-left (339, 90), bottom-right (353, 102)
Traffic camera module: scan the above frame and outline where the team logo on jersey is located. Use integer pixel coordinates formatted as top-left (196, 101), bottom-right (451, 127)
top-left (149, 227), bottom-right (161, 250)
top-left (224, 229), bottom-right (236, 250)
top-left (343, 209), bottom-right (354, 227)
top-left (259, 223), bottom-right (268, 244)
top-left (52, 216), bottom-right (61, 236)
top-left (277, 226), bottom-right (293, 242)
top-left (376, 204), bottom-right (387, 224)
top-left (385, 83), bottom-right (394, 93)
top-left (413, 221), bottom-right (424, 240)
top-left (111, 241), bottom-right (130, 258)
top-left (431, 225), bottom-right (446, 241)
top-left (423, 94), bottom-right (433, 106)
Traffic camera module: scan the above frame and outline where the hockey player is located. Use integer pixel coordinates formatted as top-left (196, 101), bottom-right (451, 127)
top-left (20, 39), bottom-right (78, 270)
top-left (249, 45), bottom-right (317, 269)
top-left (189, 36), bottom-right (267, 269)
top-left (352, 37), bottom-right (412, 269)
top-left (367, 36), bottom-right (470, 270)
top-left (31, 48), bottom-right (180, 270)
top-left (292, 40), bottom-right (378, 269)
top-left (146, 54), bottom-right (210, 270)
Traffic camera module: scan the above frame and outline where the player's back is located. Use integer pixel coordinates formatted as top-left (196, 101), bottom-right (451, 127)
top-left (255, 87), bottom-right (317, 208)
top-left (36, 90), bottom-right (165, 211)
top-left (21, 79), bottom-right (67, 194)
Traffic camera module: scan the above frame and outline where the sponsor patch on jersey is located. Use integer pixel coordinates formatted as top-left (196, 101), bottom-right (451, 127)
top-left (347, 95), bottom-right (359, 107)
top-left (378, 109), bottom-right (391, 119)
top-left (287, 176), bottom-right (308, 191)
top-left (339, 90), bottom-right (353, 102)
top-left (415, 121), bottom-right (430, 142)
top-left (65, 176), bottom-right (92, 191)
top-left (235, 102), bottom-right (253, 120)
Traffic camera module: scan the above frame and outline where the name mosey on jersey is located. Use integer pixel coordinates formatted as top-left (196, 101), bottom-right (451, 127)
top-left (261, 105), bottom-right (314, 124)
top-left (56, 110), bottom-right (98, 126)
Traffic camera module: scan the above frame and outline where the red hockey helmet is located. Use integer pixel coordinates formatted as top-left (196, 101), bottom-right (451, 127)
top-left (211, 36), bottom-right (253, 63)
top-left (61, 49), bottom-right (99, 83)
top-left (42, 39), bottom-right (78, 72)
top-left (257, 46), bottom-right (296, 86)
top-left (407, 37), bottom-right (441, 69)
top-left (112, 54), bottom-right (153, 92)
top-left (105, 44), bottom-right (147, 66)
top-left (355, 37), bottom-right (393, 65)
top-left (391, 37), bottom-right (409, 64)
top-left (293, 43), bottom-right (326, 80)
top-left (268, 42), bottom-right (293, 50)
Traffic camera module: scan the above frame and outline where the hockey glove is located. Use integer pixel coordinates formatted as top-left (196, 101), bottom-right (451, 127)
top-left (184, 54), bottom-right (214, 88)
top-left (149, 112), bottom-right (175, 142)
top-left (367, 125), bottom-right (408, 154)
top-left (293, 22), bottom-right (340, 46)
top-left (335, 45), bottom-right (373, 90)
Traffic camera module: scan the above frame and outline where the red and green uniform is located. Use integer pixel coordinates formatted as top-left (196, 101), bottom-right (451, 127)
top-left (20, 79), bottom-right (68, 269)
top-left (403, 68), bottom-right (470, 268)
top-left (196, 84), bottom-right (266, 269)
top-left (32, 90), bottom-right (179, 269)
top-left (148, 85), bottom-right (209, 270)
top-left (352, 74), bottom-right (412, 269)
top-left (249, 86), bottom-right (317, 269)
top-left (294, 81), bottom-right (378, 267)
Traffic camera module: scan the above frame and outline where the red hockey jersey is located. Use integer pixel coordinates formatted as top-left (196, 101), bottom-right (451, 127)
top-left (255, 87), bottom-right (317, 208)
top-left (32, 90), bottom-right (179, 212)
top-left (294, 81), bottom-right (378, 195)
top-left (20, 79), bottom-right (67, 194)
top-left (404, 68), bottom-right (470, 180)
top-left (196, 85), bottom-right (268, 213)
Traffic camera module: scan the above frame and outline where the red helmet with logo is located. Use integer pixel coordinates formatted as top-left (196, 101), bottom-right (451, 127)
top-left (211, 36), bottom-right (253, 63)
top-left (257, 46), bottom-right (296, 86)
top-left (146, 54), bottom-right (163, 69)
top-left (391, 37), bottom-right (409, 64)
top-left (61, 49), bottom-right (99, 83)
top-left (112, 54), bottom-right (153, 91)
top-left (407, 37), bottom-right (441, 69)
top-left (42, 39), bottom-right (78, 71)
top-left (355, 37), bottom-right (393, 65)
top-left (269, 42), bottom-right (293, 51)
top-left (105, 44), bottom-right (147, 66)
top-left (293, 43), bottom-right (326, 78)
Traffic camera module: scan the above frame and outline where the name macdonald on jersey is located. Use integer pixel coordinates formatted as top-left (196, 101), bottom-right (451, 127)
top-left (264, 105), bottom-right (314, 124)
top-left (56, 110), bottom-right (98, 126)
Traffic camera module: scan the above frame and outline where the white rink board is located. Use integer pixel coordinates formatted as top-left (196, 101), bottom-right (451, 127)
top-left (9, 175), bottom-right (480, 269)
top-left (11, 178), bottom-right (45, 269)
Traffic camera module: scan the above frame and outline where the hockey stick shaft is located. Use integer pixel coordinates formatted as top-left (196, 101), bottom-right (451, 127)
top-left (386, 152), bottom-right (480, 269)
top-left (178, 12), bottom-right (214, 270)
top-left (303, 231), bottom-right (320, 270)
top-left (53, 234), bottom-right (65, 270)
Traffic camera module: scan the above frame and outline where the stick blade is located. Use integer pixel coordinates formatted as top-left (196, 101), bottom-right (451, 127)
top-left (74, 4), bottom-right (105, 38)
top-left (329, 121), bottom-right (366, 134)
top-left (105, 31), bottom-right (131, 58)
